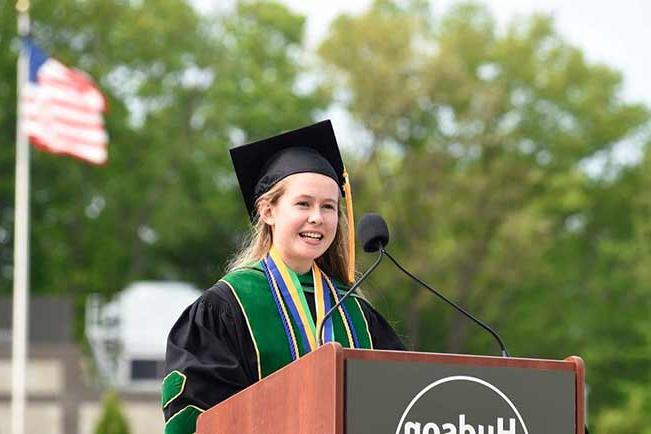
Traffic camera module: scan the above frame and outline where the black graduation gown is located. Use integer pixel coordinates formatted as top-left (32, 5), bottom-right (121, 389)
top-left (163, 271), bottom-right (404, 431)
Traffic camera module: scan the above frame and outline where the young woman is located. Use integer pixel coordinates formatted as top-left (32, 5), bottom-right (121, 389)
top-left (161, 120), bottom-right (404, 434)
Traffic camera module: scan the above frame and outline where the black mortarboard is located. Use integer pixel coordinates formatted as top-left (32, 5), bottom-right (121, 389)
top-left (230, 120), bottom-right (345, 219)
top-left (229, 120), bottom-right (356, 282)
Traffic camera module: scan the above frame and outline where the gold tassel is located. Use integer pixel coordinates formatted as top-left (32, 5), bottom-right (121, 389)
top-left (343, 170), bottom-right (355, 284)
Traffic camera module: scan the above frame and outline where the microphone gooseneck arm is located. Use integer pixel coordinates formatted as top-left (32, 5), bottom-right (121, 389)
top-left (383, 250), bottom-right (510, 358)
top-left (317, 248), bottom-right (385, 346)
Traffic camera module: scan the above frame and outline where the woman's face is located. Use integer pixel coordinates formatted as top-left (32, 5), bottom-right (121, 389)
top-left (261, 172), bottom-right (339, 273)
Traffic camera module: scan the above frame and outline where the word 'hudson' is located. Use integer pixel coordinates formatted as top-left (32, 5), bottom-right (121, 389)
top-left (404, 414), bottom-right (516, 434)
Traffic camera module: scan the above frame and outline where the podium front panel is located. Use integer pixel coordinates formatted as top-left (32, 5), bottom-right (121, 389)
top-left (346, 358), bottom-right (575, 434)
top-left (197, 345), bottom-right (583, 434)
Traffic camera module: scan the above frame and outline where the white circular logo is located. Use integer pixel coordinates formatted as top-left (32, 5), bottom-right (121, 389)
top-left (395, 375), bottom-right (529, 434)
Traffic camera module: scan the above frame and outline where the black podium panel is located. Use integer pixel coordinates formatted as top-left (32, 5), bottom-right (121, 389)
top-left (346, 359), bottom-right (575, 434)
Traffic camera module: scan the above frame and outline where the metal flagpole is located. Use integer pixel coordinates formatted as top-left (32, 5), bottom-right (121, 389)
top-left (12, 2), bottom-right (31, 434)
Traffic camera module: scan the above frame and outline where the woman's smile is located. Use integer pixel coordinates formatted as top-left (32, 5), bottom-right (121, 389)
top-left (299, 231), bottom-right (324, 241)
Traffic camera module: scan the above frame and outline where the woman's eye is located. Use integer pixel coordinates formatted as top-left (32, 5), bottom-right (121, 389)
top-left (323, 203), bottom-right (336, 210)
top-left (296, 201), bottom-right (309, 207)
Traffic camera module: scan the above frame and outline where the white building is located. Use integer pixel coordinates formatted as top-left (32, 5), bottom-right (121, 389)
top-left (86, 281), bottom-right (201, 391)
top-left (0, 283), bottom-right (200, 433)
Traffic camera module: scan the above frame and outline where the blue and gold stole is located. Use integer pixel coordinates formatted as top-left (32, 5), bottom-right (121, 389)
top-left (261, 246), bottom-right (361, 361)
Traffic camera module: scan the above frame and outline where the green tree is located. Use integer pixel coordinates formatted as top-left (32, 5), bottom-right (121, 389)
top-left (0, 0), bottom-right (328, 306)
top-left (94, 390), bottom-right (130, 434)
top-left (596, 386), bottom-right (651, 434)
top-left (319, 1), bottom-right (650, 428)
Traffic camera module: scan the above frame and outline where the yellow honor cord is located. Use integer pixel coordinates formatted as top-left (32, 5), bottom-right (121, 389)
top-left (316, 266), bottom-right (354, 347)
top-left (269, 246), bottom-right (355, 350)
top-left (265, 260), bottom-right (301, 358)
top-left (343, 170), bottom-right (355, 284)
top-left (313, 265), bottom-right (326, 344)
top-left (269, 246), bottom-right (317, 351)
top-left (325, 277), bottom-right (355, 347)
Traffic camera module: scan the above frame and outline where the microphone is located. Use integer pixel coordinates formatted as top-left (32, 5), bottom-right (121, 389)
top-left (370, 214), bottom-right (511, 357)
top-left (357, 213), bottom-right (389, 252)
top-left (317, 214), bottom-right (388, 346)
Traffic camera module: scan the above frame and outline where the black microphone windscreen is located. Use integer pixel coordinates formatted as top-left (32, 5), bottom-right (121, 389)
top-left (357, 213), bottom-right (389, 252)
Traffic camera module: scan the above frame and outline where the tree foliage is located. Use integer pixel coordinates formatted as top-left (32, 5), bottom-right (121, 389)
top-left (320, 1), bottom-right (650, 429)
top-left (94, 390), bottom-right (130, 434)
top-left (0, 0), bottom-right (327, 302)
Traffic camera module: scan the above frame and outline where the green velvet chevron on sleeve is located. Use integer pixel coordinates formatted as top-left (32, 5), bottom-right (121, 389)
top-left (164, 405), bottom-right (204, 434)
top-left (161, 370), bottom-right (186, 409)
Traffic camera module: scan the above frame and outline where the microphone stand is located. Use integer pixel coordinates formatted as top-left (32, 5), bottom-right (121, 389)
top-left (383, 250), bottom-right (510, 357)
top-left (317, 248), bottom-right (385, 346)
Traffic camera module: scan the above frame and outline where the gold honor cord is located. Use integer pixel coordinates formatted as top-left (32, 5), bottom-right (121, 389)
top-left (324, 276), bottom-right (355, 347)
top-left (266, 247), bottom-right (359, 352)
top-left (315, 265), bottom-right (356, 348)
top-left (265, 258), bottom-right (301, 359)
top-left (269, 247), bottom-right (318, 350)
top-left (313, 266), bottom-right (329, 344)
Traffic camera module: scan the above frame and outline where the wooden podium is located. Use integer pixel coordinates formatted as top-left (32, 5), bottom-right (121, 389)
top-left (197, 343), bottom-right (585, 434)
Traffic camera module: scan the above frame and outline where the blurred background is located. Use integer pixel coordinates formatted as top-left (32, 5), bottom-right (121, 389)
top-left (1, 0), bottom-right (650, 433)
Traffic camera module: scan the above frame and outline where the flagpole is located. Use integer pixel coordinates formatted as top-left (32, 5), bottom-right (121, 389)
top-left (13, 2), bottom-right (31, 434)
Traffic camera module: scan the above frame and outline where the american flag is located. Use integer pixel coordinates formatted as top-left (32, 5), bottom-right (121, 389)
top-left (20, 38), bottom-right (108, 164)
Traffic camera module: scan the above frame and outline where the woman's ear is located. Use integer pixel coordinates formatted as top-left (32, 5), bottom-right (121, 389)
top-left (259, 201), bottom-right (275, 226)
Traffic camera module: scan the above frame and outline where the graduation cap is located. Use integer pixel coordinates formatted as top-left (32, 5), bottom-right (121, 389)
top-left (229, 120), bottom-right (356, 282)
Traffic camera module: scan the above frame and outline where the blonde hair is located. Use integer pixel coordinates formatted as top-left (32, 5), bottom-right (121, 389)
top-left (226, 178), bottom-right (352, 283)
